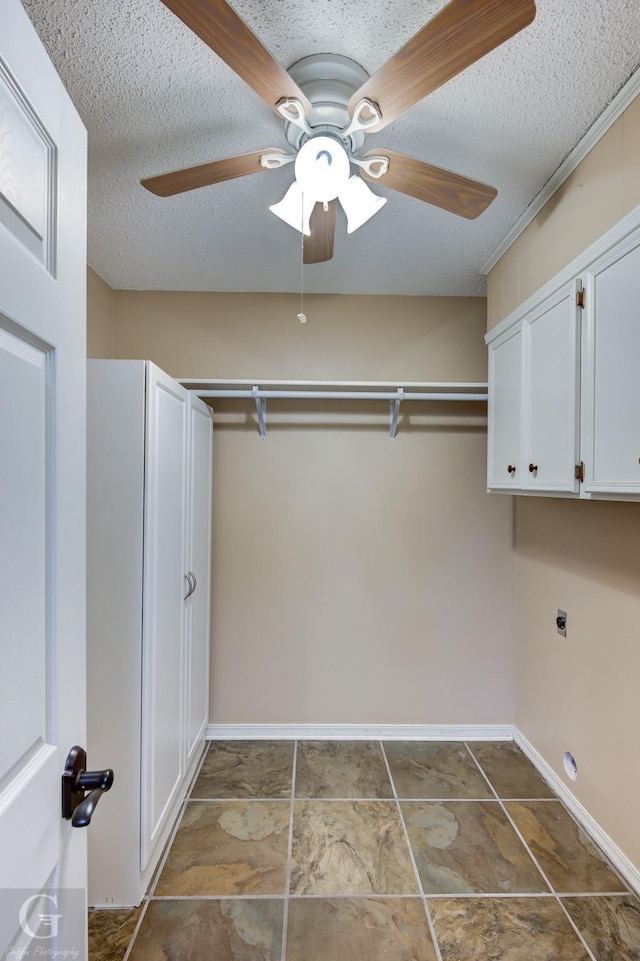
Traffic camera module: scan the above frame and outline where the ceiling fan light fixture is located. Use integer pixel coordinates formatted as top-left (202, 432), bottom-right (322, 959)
top-left (339, 175), bottom-right (387, 234)
top-left (270, 136), bottom-right (386, 238)
top-left (269, 180), bottom-right (314, 235)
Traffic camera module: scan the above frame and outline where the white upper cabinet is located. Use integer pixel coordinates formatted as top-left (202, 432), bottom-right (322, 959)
top-left (486, 207), bottom-right (640, 501)
top-left (522, 280), bottom-right (581, 493)
top-left (487, 325), bottom-right (523, 489)
top-left (581, 237), bottom-right (640, 496)
top-left (487, 281), bottom-right (581, 495)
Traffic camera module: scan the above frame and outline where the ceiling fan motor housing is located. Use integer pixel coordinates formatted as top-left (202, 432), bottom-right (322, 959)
top-left (284, 54), bottom-right (370, 153)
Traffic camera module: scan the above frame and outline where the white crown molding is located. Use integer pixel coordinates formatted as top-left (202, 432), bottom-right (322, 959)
top-left (514, 730), bottom-right (640, 897)
top-left (206, 723), bottom-right (514, 741)
top-left (481, 66), bottom-right (640, 276)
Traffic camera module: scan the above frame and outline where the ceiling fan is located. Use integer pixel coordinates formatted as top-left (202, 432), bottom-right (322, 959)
top-left (141, 0), bottom-right (536, 264)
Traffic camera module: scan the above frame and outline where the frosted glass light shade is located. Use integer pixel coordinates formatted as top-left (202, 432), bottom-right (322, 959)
top-left (269, 181), bottom-right (314, 236)
top-left (294, 135), bottom-right (350, 202)
top-left (339, 175), bottom-right (387, 233)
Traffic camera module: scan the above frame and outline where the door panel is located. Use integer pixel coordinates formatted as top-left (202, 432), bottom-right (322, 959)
top-left (185, 397), bottom-right (213, 765)
top-left (141, 364), bottom-right (188, 868)
top-left (0, 58), bottom-right (55, 268)
top-left (0, 328), bottom-right (48, 781)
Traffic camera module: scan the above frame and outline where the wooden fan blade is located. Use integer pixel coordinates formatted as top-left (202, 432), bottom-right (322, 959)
top-left (141, 148), bottom-right (286, 196)
top-left (363, 149), bottom-right (496, 219)
top-left (349, 0), bottom-right (535, 132)
top-left (303, 201), bottom-right (336, 264)
top-left (160, 0), bottom-right (312, 116)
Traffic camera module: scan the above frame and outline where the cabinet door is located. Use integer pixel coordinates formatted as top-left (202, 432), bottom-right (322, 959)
top-left (141, 363), bottom-right (189, 869)
top-left (488, 325), bottom-right (523, 488)
top-left (522, 280), bottom-right (581, 492)
top-left (582, 237), bottom-right (640, 495)
top-left (184, 394), bottom-right (213, 767)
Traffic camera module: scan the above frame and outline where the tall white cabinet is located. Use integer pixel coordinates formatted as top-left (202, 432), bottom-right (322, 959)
top-left (87, 360), bottom-right (213, 906)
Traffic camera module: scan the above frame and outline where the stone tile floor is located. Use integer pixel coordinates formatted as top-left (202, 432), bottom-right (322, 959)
top-left (89, 740), bottom-right (640, 961)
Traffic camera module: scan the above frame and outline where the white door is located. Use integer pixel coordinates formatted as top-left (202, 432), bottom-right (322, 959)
top-left (487, 325), bottom-right (523, 489)
top-left (582, 235), bottom-right (640, 495)
top-left (522, 279), bottom-right (581, 493)
top-left (140, 364), bottom-right (188, 869)
top-left (0, 0), bottom-right (87, 954)
top-left (185, 394), bottom-right (213, 767)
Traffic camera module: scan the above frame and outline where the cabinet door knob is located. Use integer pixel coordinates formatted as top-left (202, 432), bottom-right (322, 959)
top-left (528, 463), bottom-right (538, 473)
top-left (507, 464), bottom-right (516, 475)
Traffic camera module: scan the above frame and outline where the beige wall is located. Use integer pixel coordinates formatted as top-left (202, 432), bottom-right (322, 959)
top-left (87, 266), bottom-right (116, 358)
top-left (487, 93), bottom-right (640, 329)
top-left (91, 289), bottom-right (516, 725)
top-left (112, 291), bottom-right (489, 382)
top-left (487, 95), bottom-right (640, 872)
top-left (515, 500), bottom-right (640, 870)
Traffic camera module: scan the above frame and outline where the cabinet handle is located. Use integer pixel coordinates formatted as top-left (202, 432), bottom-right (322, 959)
top-left (528, 463), bottom-right (538, 473)
top-left (184, 572), bottom-right (194, 600)
top-left (507, 465), bottom-right (516, 475)
top-left (184, 571), bottom-right (197, 600)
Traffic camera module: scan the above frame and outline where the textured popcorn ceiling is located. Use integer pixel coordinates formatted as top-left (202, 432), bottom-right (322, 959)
top-left (22, 0), bottom-right (640, 294)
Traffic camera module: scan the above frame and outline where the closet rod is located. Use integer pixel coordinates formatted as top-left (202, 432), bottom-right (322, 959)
top-left (182, 382), bottom-right (487, 440)
top-left (192, 384), bottom-right (487, 440)
top-left (195, 389), bottom-right (487, 401)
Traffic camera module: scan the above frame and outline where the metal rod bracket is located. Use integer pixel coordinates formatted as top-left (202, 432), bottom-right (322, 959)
top-left (252, 385), bottom-right (267, 439)
top-left (389, 388), bottom-right (404, 441)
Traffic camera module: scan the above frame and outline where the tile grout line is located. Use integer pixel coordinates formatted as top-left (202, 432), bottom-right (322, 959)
top-left (554, 898), bottom-right (599, 961)
top-left (144, 890), bottom-right (632, 901)
top-left (193, 796), bottom-right (558, 803)
top-left (463, 742), bottom-right (555, 893)
top-left (466, 743), bottom-right (632, 893)
top-left (145, 797), bottom-right (190, 898)
top-left (186, 796), bottom-right (299, 803)
top-left (537, 784), bottom-right (634, 897)
top-left (121, 900), bottom-right (151, 961)
top-left (119, 742), bottom-right (214, 961)
top-left (463, 743), bottom-right (599, 961)
top-left (144, 740), bottom-right (213, 897)
top-left (379, 741), bottom-right (445, 961)
top-left (184, 795), bottom-right (568, 804)
top-left (280, 739), bottom-right (298, 961)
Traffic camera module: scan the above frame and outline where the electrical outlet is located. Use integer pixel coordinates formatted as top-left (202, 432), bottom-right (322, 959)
top-left (556, 609), bottom-right (567, 637)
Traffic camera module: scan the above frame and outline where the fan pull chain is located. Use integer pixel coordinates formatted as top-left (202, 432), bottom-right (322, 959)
top-left (297, 193), bottom-right (307, 324)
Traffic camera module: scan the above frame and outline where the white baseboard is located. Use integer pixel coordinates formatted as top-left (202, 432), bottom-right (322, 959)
top-left (514, 730), bottom-right (640, 897)
top-left (205, 723), bottom-right (514, 741)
